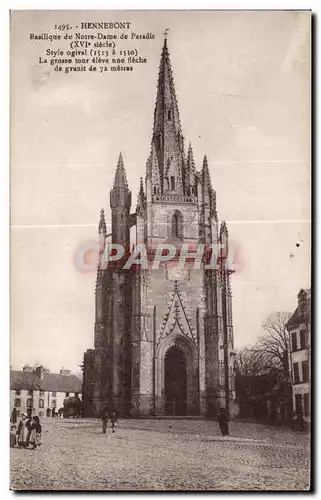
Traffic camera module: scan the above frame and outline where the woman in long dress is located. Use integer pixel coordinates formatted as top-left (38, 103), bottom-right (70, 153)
top-left (17, 413), bottom-right (30, 448)
top-left (29, 416), bottom-right (42, 450)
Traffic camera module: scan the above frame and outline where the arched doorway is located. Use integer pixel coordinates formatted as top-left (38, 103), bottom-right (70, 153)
top-left (164, 345), bottom-right (187, 416)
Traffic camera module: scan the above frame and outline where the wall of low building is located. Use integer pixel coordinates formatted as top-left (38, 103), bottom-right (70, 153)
top-left (10, 390), bottom-right (81, 418)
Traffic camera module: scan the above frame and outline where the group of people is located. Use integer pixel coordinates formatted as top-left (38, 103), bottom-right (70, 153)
top-left (9, 405), bottom-right (228, 447)
top-left (10, 412), bottom-right (42, 450)
top-left (46, 407), bottom-right (63, 418)
top-left (100, 405), bottom-right (229, 437)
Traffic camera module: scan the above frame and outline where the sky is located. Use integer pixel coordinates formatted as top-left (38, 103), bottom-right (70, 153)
top-left (10, 10), bottom-right (311, 373)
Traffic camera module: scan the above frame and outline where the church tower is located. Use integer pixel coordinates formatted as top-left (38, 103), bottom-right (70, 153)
top-left (85, 37), bottom-right (236, 418)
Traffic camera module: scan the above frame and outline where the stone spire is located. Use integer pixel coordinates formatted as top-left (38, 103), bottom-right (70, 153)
top-left (185, 143), bottom-right (197, 195)
top-left (136, 177), bottom-right (146, 215)
top-left (110, 153), bottom-right (131, 250)
top-left (153, 37), bottom-right (182, 139)
top-left (113, 152), bottom-right (128, 189)
top-left (98, 208), bottom-right (107, 237)
top-left (186, 143), bottom-right (196, 174)
top-left (201, 155), bottom-right (212, 190)
top-left (148, 37), bottom-right (185, 194)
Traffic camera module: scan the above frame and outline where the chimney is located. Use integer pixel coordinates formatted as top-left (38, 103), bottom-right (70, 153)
top-left (60, 368), bottom-right (71, 376)
top-left (298, 290), bottom-right (307, 317)
top-left (23, 365), bottom-right (34, 373)
top-left (35, 365), bottom-right (44, 380)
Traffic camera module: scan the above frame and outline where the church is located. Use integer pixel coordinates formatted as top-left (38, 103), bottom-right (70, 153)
top-left (82, 37), bottom-right (236, 418)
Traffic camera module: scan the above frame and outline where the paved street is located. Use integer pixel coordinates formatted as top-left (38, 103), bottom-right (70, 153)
top-left (10, 418), bottom-right (310, 491)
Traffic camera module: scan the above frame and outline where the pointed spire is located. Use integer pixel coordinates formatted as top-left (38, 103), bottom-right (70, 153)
top-left (153, 37), bottom-right (182, 137)
top-left (202, 155), bottom-right (212, 189)
top-left (113, 152), bottom-right (128, 189)
top-left (98, 208), bottom-right (107, 236)
top-left (186, 143), bottom-right (196, 175)
top-left (136, 177), bottom-right (146, 215)
top-left (150, 38), bottom-right (185, 194)
top-left (187, 143), bottom-right (195, 167)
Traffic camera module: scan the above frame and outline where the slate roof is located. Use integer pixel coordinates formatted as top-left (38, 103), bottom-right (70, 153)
top-left (10, 370), bottom-right (82, 393)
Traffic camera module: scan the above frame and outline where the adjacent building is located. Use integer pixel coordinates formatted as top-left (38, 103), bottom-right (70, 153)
top-left (287, 289), bottom-right (311, 420)
top-left (10, 365), bottom-right (82, 419)
top-left (83, 37), bottom-right (236, 418)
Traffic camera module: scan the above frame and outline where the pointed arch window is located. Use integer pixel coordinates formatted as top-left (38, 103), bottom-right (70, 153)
top-left (168, 110), bottom-right (172, 121)
top-left (172, 211), bottom-right (183, 240)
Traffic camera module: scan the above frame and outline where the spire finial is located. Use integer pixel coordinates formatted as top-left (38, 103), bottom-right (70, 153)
top-left (113, 152), bottom-right (128, 189)
top-left (163, 28), bottom-right (170, 40)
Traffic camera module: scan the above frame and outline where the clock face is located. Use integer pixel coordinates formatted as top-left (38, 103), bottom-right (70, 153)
top-left (168, 264), bottom-right (188, 281)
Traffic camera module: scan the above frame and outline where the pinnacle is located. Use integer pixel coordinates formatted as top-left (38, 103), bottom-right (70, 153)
top-left (220, 220), bottom-right (229, 237)
top-left (113, 152), bottom-right (128, 189)
top-left (98, 208), bottom-right (106, 235)
top-left (139, 177), bottom-right (144, 195)
top-left (202, 155), bottom-right (212, 189)
top-left (186, 143), bottom-right (196, 172)
top-left (136, 177), bottom-right (146, 214)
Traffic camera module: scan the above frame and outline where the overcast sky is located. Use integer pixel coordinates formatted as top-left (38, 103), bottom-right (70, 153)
top-left (11, 10), bottom-right (311, 373)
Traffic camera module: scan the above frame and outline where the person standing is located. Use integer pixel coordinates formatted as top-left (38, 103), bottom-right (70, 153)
top-left (101, 403), bottom-right (109, 434)
top-left (10, 425), bottom-right (17, 448)
top-left (217, 407), bottom-right (229, 437)
top-left (11, 408), bottom-right (17, 424)
top-left (110, 411), bottom-right (118, 434)
top-left (29, 416), bottom-right (42, 450)
top-left (16, 413), bottom-right (30, 448)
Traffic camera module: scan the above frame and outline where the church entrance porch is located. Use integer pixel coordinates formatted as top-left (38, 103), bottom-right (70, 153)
top-left (164, 345), bottom-right (187, 416)
top-left (156, 333), bottom-right (199, 416)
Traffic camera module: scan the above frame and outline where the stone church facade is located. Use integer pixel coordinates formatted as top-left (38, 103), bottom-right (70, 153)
top-left (83, 38), bottom-right (236, 418)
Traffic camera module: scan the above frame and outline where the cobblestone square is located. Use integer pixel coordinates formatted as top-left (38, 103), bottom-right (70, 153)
top-left (10, 418), bottom-right (310, 491)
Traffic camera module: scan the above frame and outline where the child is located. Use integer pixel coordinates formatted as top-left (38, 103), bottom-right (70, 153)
top-left (10, 425), bottom-right (17, 448)
top-left (28, 416), bottom-right (42, 450)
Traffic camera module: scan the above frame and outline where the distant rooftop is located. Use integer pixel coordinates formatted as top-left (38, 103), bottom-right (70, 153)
top-left (10, 367), bottom-right (82, 393)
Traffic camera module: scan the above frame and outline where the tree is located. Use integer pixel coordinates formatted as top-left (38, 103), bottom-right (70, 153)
top-left (234, 312), bottom-right (293, 424)
top-left (252, 312), bottom-right (291, 379)
top-left (234, 347), bottom-right (272, 377)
